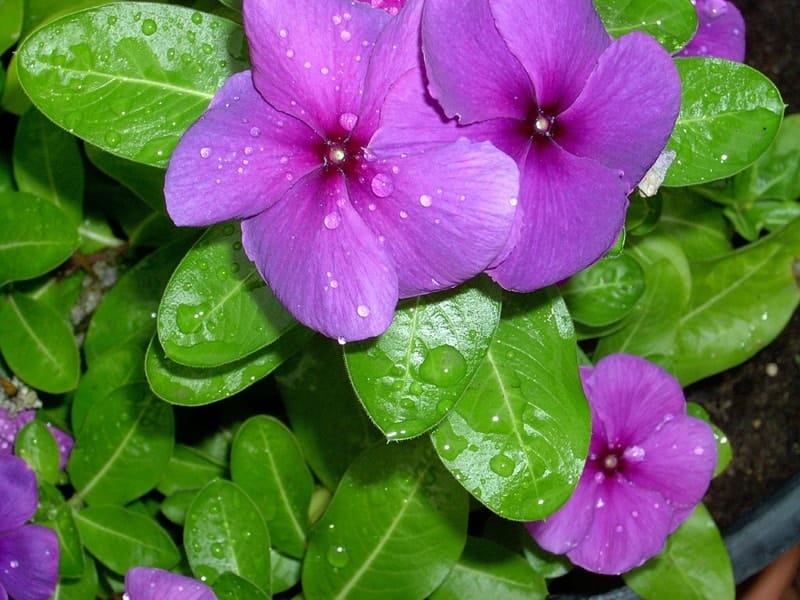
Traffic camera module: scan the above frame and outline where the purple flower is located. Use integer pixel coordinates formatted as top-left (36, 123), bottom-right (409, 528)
top-left (675, 0), bottom-right (745, 62)
top-left (124, 567), bottom-right (217, 600)
top-left (0, 455), bottom-right (59, 600)
top-left (0, 409), bottom-right (73, 470)
top-left (357, 0), bottom-right (405, 16)
top-left (165, 0), bottom-right (519, 342)
top-left (421, 0), bottom-right (681, 291)
top-left (526, 354), bottom-right (717, 575)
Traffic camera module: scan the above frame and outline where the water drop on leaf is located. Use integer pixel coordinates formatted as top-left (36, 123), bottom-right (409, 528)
top-left (327, 545), bottom-right (349, 568)
top-left (418, 345), bottom-right (467, 387)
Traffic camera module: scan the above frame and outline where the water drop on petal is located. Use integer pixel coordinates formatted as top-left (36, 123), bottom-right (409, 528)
top-left (357, 304), bottom-right (370, 317)
top-left (323, 212), bottom-right (341, 230)
top-left (338, 112), bottom-right (358, 131)
top-left (370, 173), bottom-right (394, 197)
top-left (419, 194), bottom-right (432, 207)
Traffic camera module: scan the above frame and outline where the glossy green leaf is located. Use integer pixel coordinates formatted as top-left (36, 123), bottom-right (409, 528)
top-left (15, 420), bottom-right (60, 485)
top-left (159, 223), bottom-right (295, 367)
top-left (672, 217), bottom-right (800, 384)
top-left (83, 235), bottom-right (194, 366)
top-left (430, 537), bottom-right (546, 600)
top-left (656, 188), bottom-right (732, 260)
top-left (665, 58), bottom-right (785, 186)
top-left (84, 143), bottom-right (166, 212)
top-left (0, 190), bottom-right (79, 286)
top-left (53, 551), bottom-right (99, 600)
top-left (521, 535), bottom-right (572, 579)
top-left (0, 0), bottom-right (22, 54)
top-left (302, 437), bottom-right (468, 600)
top-left (13, 107), bottom-right (83, 224)
top-left (68, 383), bottom-right (174, 506)
top-left (20, 0), bottom-right (108, 39)
top-left (686, 403), bottom-right (732, 477)
top-left (72, 345), bottom-right (146, 434)
top-left (276, 338), bottom-right (382, 489)
top-left (161, 489), bottom-right (196, 526)
top-left (346, 279), bottom-right (501, 440)
top-left (560, 253), bottom-right (646, 327)
top-left (35, 483), bottom-right (85, 578)
top-left (231, 415), bottom-right (313, 558)
top-left (724, 199), bottom-right (800, 243)
top-left (75, 505), bottom-right (180, 574)
top-left (145, 324), bottom-right (311, 405)
top-left (1, 54), bottom-right (30, 115)
top-left (594, 0), bottom-right (697, 53)
top-left (432, 289), bottom-right (589, 521)
top-left (0, 293), bottom-right (80, 393)
top-left (594, 234), bottom-right (691, 367)
top-left (212, 572), bottom-right (270, 600)
top-left (157, 443), bottom-right (226, 495)
top-left (626, 193), bottom-right (663, 236)
top-left (625, 503), bottom-right (733, 599)
top-left (184, 478), bottom-right (271, 593)
top-left (271, 549), bottom-right (302, 594)
top-left (17, 2), bottom-right (248, 166)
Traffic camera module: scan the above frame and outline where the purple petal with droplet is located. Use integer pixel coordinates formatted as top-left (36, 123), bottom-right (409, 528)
top-left (0, 525), bottom-right (58, 600)
top-left (0, 410), bottom-right (33, 457)
top-left (676, 0), bottom-right (745, 62)
top-left (45, 425), bottom-right (73, 470)
top-left (0, 455), bottom-right (38, 531)
top-left (125, 567), bottom-right (217, 600)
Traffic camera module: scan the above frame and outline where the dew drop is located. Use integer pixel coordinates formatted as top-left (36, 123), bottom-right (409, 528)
top-left (399, 210), bottom-right (408, 219)
top-left (370, 173), bottom-right (394, 197)
top-left (107, 15), bottom-right (118, 25)
top-left (337, 337), bottom-right (347, 345)
top-left (175, 303), bottom-right (210, 334)
top-left (9, 560), bottom-right (18, 569)
top-left (210, 543), bottom-right (225, 558)
top-left (141, 19), bottom-right (157, 35)
top-left (199, 147), bottom-right (212, 158)
top-left (286, 49), bottom-right (295, 58)
top-left (340, 30), bottom-right (352, 41)
top-left (323, 212), bottom-right (341, 230)
top-left (418, 344), bottom-right (467, 387)
top-left (191, 11), bottom-right (203, 24)
top-left (693, 446), bottom-right (705, 455)
top-left (596, 498), bottom-right (605, 508)
top-left (249, 126), bottom-right (261, 138)
top-left (104, 131), bottom-right (121, 147)
top-left (489, 454), bottom-right (515, 477)
top-left (338, 112), bottom-right (358, 131)
top-left (357, 304), bottom-right (370, 317)
top-left (279, 28), bottom-right (288, 38)
top-left (419, 193), bottom-right (433, 207)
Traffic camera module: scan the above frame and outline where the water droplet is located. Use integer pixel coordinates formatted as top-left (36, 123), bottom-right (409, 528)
top-left (596, 498), bottom-right (605, 508)
top-left (249, 127), bottom-right (261, 138)
top-left (327, 545), bottom-right (349, 567)
top-left (104, 131), bottom-right (121, 147)
top-left (210, 543), bottom-right (225, 558)
top-left (338, 112), bottom-right (358, 131)
top-left (337, 337), bottom-right (347, 345)
top-left (399, 210), bottom-right (408, 219)
top-left (624, 445), bottom-right (646, 461)
top-left (418, 345), bottom-right (467, 387)
top-left (9, 560), bottom-right (18, 569)
top-left (175, 303), bottom-right (210, 334)
top-left (340, 30), bottom-right (352, 41)
top-left (141, 19), bottom-right (157, 35)
top-left (191, 11), bottom-right (203, 24)
top-left (371, 173), bottom-right (394, 197)
top-left (323, 212), bottom-right (341, 230)
top-left (419, 194), bottom-right (432, 207)
top-left (489, 454), bottom-right (515, 477)
top-left (199, 147), bottom-right (211, 158)
top-left (357, 304), bottom-right (370, 317)
top-left (279, 28), bottom-right (288, 38)
top-left (107, 15), bottom-right (118, 25)
top-left (693, 446), bottom-right (705, 455)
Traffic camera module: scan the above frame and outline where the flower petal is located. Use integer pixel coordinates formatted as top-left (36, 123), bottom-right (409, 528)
top-left (0, 582), bottom-right (7, 600)
top-left (421, 0), bottom-right (532, 123)
top-left (0, 525), bottom-right (58, 600)
top-left (489, 0), bottom-right (611, 112)
top-left (241, 170), bottom-right (398, 342)
top-left (487, 142), bottom-right (627, 291)
top-left (526, 464), bottom-right (599, 555)
top-left (625, 416), bottom-right (716, 509)
top-left (165, 71), bottom-right (320, 226)
top-left (244, 0), bottom-right (390, 134)
top-left (558, 32), bottom-right (681, 188)
top-left (0, 409), bottom-right (33, 457)
top-left (676, 0), bottom-right (745, 62)
top-left (567, 474), bottom-right (672, 574)
top-left (582, 354), bottom-right (687, 448)
top-left (357, 137), bottom-right (519, 296)
top-left (125, 567), bottom-right (216, 600)
top-left (0, 455), bottom-right (37, 532)
top-left (46, 425), bottom-right (73, 471)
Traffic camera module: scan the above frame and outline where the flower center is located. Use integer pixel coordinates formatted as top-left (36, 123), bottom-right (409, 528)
top-left (326, 143), bottom-right (348, 166)
top-left (531, 110), bottom-right (556, 138)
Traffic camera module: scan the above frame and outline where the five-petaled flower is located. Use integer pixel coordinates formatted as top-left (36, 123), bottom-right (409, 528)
top-left (421, 0), bottom-right (681, 291)
top-left (526, 354), bottom-right (717, 575)
top-left (124, 567), bottom-right (217, 600)
top-left (0, 408), bottom-right (73, 470)
top-left (676, 0), bottom-right (745, 62)
top-left (165, 0), bottom-right (519, 342)
top-left (0, 455), bottom-right (59, 600)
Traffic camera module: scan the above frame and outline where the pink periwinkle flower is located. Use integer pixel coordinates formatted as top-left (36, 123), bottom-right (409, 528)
top-left (526, 354), bottom-right (717, 575)
top-left (165, 0), bottom-right (519, 342)
top-left (0, 408), bottom-right (73, 470)
top-left (0, 455), bottom-right (59, 600)
top-left (124, 567), bottom-right (217, 600)
top-left (675, 0), bottom-right (745, 62)
top-left (421, 0), bottom-right (681, 291)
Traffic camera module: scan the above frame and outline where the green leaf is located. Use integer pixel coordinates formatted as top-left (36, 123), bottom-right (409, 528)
top-left (346, 279), bottom-right (501, 440)
top-left (20, 0), bottom-right (108, 39)
top-left (53, 552), bottom-right (99, 600)
top-left (75, 505), bottom-right (180, 575)
top-left (17, 2), bottom-right (249, 166)
top-left (157, 443), bottom-right (226, 496)
top-left (302, 437), bottom-right (468, 600)
top-left (686, 403), bottom-right (732, 477)
top-left (656, 188), bottom-right (732, 261)
top-left (83, 235), bottom-right (195, 366)
top-left (0, 0), bottom-right (22, 54)
top-left (625, 503), bottom-right (733, 599)
top-left (145, 324), bottom-right (311, 405)
top-left (15, 420), bottom-right (61, 485)
top-left (161, 489), bottom-right (196, 526)
top-left (0, 293), bottom-right (80, 393)
top-left (271, 549), bottom-right (302, 594)
top-left (430, 537), bottom-right (546, 600)
top-left (35, 483), bottom-right (85, 578)
top-left (158, 223), bottom-right (295, 367)
top-left (13, 107), bottom-right (83, 224)
top-left (184, 478), bottom-right (271, 593)
top-left (594, 0), bottom-right (697, 53)
top-left (665, 58), bottom-right (785, 186)
top-left (560, 253), bottom-right (646, 327)
top-left (276, 338), bottom-right (382, 489)
top-left (432, 289), bottom-right (589, 521)
top-left (212, 572), bottom-right (270, 600)
top-left (0, 190), bottom-right (79, 286)
top-left (671, 217), bottom-right (800, 384)
top-left (230, 415), bottom-right (313, 558)
top-left (68, 383), bottom-right (174, 506)
top-left (84, 143), bottom-right (166, 212)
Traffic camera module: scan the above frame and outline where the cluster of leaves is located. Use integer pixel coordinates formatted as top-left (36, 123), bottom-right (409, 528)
top-left (0, 0), bottom-right (797, 598)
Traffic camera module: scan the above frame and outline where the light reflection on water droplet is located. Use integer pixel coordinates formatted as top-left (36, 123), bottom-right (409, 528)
top-left (370, 173), bottom-right (394, 197)
top-left (323, 212), bottom-right (341, 230)
top-left (419, 194), bottom-right (432, 207)
top-left (339, 112), bottom-right (358, 131)
top-left (357, 304), bottom-right (370, 317)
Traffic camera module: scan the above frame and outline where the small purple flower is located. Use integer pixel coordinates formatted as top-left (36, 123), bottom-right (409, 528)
top-left (526, 354), bottom-right (717, 575)
top-left (421, 0), bottom-right (681, 291)
top-left (0, 455), bottom-right (59, 600)
top-left (124, 567), bottom-right (217, 600)
top-left (165, 0), bottom-right (519, 342)
top-left (675, 0), bottom-right (745, 62)
top-left (0, 409), bottom-right (73, 470)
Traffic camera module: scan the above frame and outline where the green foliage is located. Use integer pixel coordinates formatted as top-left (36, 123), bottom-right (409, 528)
top-left (595, 0), bottom-right (697, 53)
